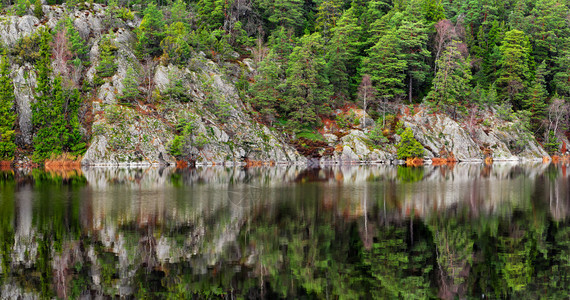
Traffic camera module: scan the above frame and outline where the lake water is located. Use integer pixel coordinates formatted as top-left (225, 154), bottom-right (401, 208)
top-left (0, 163), bottom-right (569, 299)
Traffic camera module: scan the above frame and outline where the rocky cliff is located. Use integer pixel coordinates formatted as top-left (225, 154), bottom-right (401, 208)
top-left (0, 5), bottom-right (557, 166)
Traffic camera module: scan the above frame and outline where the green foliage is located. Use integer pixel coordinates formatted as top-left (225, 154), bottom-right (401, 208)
top-left (11, 32), bottom-right (41, 64)
top-left (96, 33), bottom-right (118, 78)
top-left (33, 0), bottom-right (43, 19)
top-left (32, 29), bottom-right (85, 160)
top-left (119, 66), bottom-right (140, 103)
top-left (136, 2), bottom-right (165, 58)
top-left (367, 118), bottom-right (388, 145)
top-left (285, 32), bottom-right (332, 128)
top-left (427, 41), bottom-right (472, 107)
top-left (495, 30), bottom-right (532, 109)
top-left (13, 0), bottom-right (29, 16)
top-left (396, 127), bottom-right (424, 159)
top-left (0, 51), bottom-right (16, 160)
top-left (160, 22), bottom-right (192, 65)
top-left (544, 130), bottom-right (560, 154)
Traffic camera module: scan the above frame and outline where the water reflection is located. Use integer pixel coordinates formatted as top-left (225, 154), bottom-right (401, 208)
top-left (0, 163), bottom-right (570, 298)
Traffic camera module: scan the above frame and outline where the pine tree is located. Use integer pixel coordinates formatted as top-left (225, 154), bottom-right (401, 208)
top-left (96, 33), bottom-right (118, 78)
top-left (259, 0), bottom-right (305, 32)
top-left (119, 66), bottom-right (140, 103)
top-left (66, 88), bottom-right (85, 155)
top-left (32, 28), bottom-right (54, 160)
top-left (136, 2), bottom-right (165, 57)
top-left (33, 0), bottom-right (43, 19)
top-left (250, 50), bottom-right (283, 122)
top-left (495, 29), bottom-right (532, 109)
top-left (422, 0), bottom-right (445, 23)
top-left (397, 20), bottom-right (431, 103)
top-left (285, 33), bottom-right (332, 128)
top-left (169, 0), bottom-right (188, 25)
top-left (325, 8), bottom-right (361, 102)
top-left (362, 30), bottom-right (407, 102)
top-left (553, 40), bottom-right (570, 97)
top-left (161, 22), bottom-right (192, 65)
top-left (315, 0), bottom-right (344, 40)
top-left (0, 51), bottom-right (16, 160)
top-left (196, 0), bottom-right (225, 30)
top-left (34, 76), bottom-right (66, 160)
top-left (524, 60), bottom-right (548, 130)
top-left (427, 41), bottom-right (472, 108)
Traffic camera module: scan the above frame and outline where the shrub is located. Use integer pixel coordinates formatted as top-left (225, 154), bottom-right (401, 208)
top-left (396, 128), bottom-right (424, 160)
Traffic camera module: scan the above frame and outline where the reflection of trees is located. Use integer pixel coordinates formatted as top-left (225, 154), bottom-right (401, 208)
top-left (3, 164), bottom-right (570, 298)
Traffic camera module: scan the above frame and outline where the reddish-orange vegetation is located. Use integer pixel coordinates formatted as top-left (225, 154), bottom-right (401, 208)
top-left (176, 160), bottom-right (188, 169)
top-left (244, 159), bottom-right (275, 167)
top-left (552, 155), bottom-right (560, 164)
top-left (543, 156), bottom-right (551, 164)
top-left (431, 157), bottom-right (457, 166)
top-left (484, 157), bottom-right (493, 165)
top-left (406, 157), bottom-right (424, 166)
top-left (0, 161), bottom-right (12, 171)
top-left (44, 159), bottom-right (81, 168)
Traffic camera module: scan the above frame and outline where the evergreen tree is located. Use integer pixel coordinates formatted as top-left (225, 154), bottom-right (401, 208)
top-left (250, 50), bottom-right (283, 122)
top-left (119, 66), bottom-right (140, 103)
top-left (33, 0), bottom-right (43, 19)
top-left (0, 51), bottom-right (16, 160)
top-left (34, 76), bottom-right (66, 160)
top-left (96, 33), bottom-right (118, 78)
top-left (325, 8), bottom-right (361, 102)
top-left (196, 0), bottom-right (225, 30)
top-left (315, 0), bottom-right (344, 40)
top-left (285, 33), bottom-right (332, 128)
top-left (65, 88), bottom-right (85, 155)
top-left (526, 0), bottom-right (569, 68)
top-left (495, 29), bottom-right (532, 109)
top-left (524, 60), bottom-right (548, 130)
top-left (422, 0), bottom-right (445, 23)
top-left (397, 19), bottom-right (431, 103)
top-left (397, 128), bottom-right (424, 160)
top-left (553, 40), bottom-right (570, 97)
top-left (32, 29), bottom-right (55, 159)
top-left (161, 22), bottom-right (192, 65)
top-left (169, 0), bottom-right (188, 25)
top-left (259, 0), bottom-right (305, 32)
top-left (362, 30), bottom-right (407, 102)
top-left (427, 41), bottom-right (472, 108)
top-left (136, 2), bottom-right (165, 57)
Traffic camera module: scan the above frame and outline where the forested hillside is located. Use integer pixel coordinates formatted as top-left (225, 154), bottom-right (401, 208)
top-left (0, 0), bottom-right (568, 165)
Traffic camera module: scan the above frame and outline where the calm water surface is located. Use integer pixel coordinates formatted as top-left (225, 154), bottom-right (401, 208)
top-left (1, 163), bottom-right (570, 299)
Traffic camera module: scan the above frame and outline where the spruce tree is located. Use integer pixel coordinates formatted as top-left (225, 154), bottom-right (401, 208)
top-left (0, 51), bottom-right (16, 160)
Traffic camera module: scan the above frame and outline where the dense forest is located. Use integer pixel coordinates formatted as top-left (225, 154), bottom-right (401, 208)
top-left (0, 0), bottom-right (569, 162)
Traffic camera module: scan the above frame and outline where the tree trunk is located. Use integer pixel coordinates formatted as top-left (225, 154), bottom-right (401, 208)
top-left (363, 92), bottom-right (367, 131)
